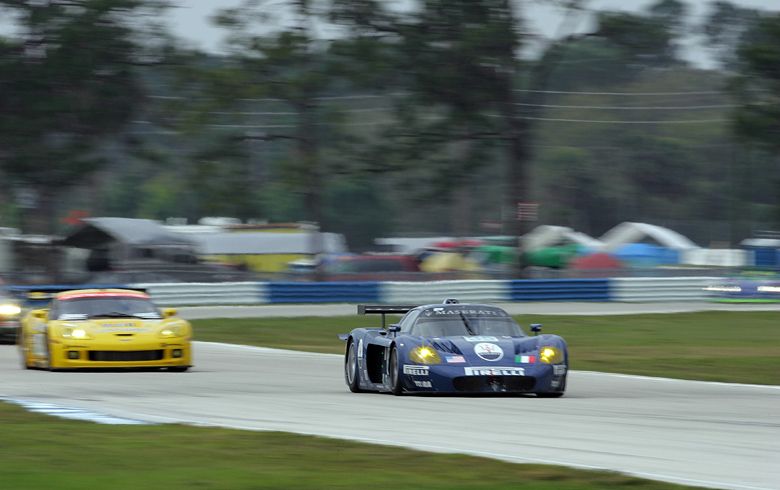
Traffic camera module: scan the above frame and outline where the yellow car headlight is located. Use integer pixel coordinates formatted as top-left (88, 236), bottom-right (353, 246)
top-left (0, 303), bottom-right (21, 317)
top-left (409, 346), bottom-right (442, 365)
top-left (62, 327), bottom-right (90, 340)
top-left (539, 346), bottom-right (564, 364)
top-left (159, 325), bottom-right (185, 338)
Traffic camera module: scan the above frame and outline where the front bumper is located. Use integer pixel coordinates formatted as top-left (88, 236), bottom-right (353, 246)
top-left (401, 362), bottom-right (567, 394)
top-left (46, 338), bottom-right (191, 369)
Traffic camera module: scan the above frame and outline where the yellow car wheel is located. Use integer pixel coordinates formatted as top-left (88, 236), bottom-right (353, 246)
top-left (46, 338), bottom-right (64, 372)
top-left (42, 333), bottom-right (56, 371)
top-left (18, 333), bottom-right (32, 370)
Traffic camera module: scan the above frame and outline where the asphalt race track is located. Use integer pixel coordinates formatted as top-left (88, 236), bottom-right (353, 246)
top-left (2, 302), bottom-right (779, 489)
top-left (1, 339), bottom-right (778, 490)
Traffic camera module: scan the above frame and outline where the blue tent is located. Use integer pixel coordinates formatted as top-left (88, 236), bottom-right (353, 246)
top-left (614, 243), bottom-right (679, 267)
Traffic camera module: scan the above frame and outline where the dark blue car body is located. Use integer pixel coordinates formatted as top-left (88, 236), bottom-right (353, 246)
top-left (338, 300), bottom-right (568, 396)
top-left (706, 278), bottom-right (780, 302)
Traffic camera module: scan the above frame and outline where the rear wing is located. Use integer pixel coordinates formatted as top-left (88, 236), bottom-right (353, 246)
top-left (357, 304), bottom-right (416, 328)
top-left (6, 286), bottom-right (78, 307)
top-left (8, 285), bottom-right (148, 307)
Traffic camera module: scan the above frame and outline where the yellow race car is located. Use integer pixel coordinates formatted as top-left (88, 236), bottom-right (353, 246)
top-left (19, 288), bottom-right (192, 371)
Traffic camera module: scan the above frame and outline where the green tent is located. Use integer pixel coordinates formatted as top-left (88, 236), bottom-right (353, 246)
top-left (471, 245), bottom-right (517, 265)
top-left (524, 244), bottom-right (580, 269)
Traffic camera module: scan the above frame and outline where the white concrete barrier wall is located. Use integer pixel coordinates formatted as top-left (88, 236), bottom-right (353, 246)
top-left (680, 249), bottom-right (747, 267)
top-left (381, 280), bottom-right (510, 305)
top-left (610, 277), bottom-right (717, 302)
top-left (129, 278), bottom-right (725, 306)
top-left (133, 282), bottom-right (266, 306)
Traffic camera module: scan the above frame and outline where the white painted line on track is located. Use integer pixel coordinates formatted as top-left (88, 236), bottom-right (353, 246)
top-left (574, 371), bottom-right (780, 390)
top-left (0, 396), bottom-right (155, 425)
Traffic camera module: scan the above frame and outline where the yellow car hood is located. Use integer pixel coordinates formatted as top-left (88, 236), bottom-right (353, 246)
top-left (53, 317), bottom-right (186, 341)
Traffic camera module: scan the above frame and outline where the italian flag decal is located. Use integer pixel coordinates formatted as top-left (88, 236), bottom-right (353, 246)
top-left (515, 355), bottom-right (536, 364)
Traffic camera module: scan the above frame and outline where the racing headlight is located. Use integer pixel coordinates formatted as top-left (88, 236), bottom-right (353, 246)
top-left (159, 325), bottom-right (185, 338)
top-left (62, 327), bottom-right (90, 340)
top-left (539, 346), bottom-right (564, 364)
top-left (409, 346), bottom-right (442, 365)
top-left (0, 303), bottom-right (21, 317)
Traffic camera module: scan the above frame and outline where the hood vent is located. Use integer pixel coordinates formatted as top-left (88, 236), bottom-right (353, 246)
top-left (429, 339), bottom-right (462, 354)
top-left (515, 338), bottom-right (540, 355)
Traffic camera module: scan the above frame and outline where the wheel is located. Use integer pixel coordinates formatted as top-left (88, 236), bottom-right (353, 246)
top-left (169, 366), bottom-right (190, 372)
top-left (388, 346), bottom-right (403, 396)
top-left (537, 375), bottom-right (566, 398)
top-left (43, 333), bottom-right (55, 371)
top-left (18, 332), bottom-right (32, 370)
top-left (345, 339), bottom-right (362, 393)
top-left (40, 331), bottom-right (66, 372)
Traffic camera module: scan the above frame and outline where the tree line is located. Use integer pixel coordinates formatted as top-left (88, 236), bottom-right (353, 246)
top-left (0, 0), bottom-right (778, 250)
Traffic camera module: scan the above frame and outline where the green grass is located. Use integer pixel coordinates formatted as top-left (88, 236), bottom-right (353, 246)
top-left (193, 311), bottom-right (780, 385)
top-left (0, 402), bottom-right (702, 490)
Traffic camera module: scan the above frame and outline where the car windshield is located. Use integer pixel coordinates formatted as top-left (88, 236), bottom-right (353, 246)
top-left (411, 314), bottom-right (525, 338)
top-left (56, 297), bottom-right (162, 320)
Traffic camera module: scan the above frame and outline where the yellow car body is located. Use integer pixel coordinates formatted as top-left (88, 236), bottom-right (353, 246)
top-left (19, 289), bottom-right (192, 371)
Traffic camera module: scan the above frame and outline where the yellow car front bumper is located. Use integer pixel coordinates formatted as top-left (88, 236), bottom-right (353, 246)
top-left (46, 338), bottom-right (192, 369)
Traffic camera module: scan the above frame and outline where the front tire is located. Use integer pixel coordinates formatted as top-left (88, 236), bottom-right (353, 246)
top-left (44, 333), bottom-right (57, 371)
top-left (537, 375), bottom-right (566, 398)
top-left (388, 346), bottom-right (403, 396)
top-left (345, 339), bottom-right (362, 393)
top-left (19, 332), bottom-right (32, 370)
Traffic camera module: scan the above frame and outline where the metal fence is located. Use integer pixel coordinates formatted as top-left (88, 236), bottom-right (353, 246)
top-left (610, 277), bottom-right (715, 302)
top-left (508, 279), bottom-right (610, 301)
top-left (10, 277), bottom-right (720, 306)
top-left (267, 282), bottom-right (381, 304)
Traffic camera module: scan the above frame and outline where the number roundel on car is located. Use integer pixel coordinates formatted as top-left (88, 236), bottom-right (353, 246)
top-left (474, 342), bottom-right (503, 362)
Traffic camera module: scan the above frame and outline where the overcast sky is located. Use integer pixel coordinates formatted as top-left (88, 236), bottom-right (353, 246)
top-left (1, 1), bottom-right (778, 67)
top-left (164, 0), bottom-right (780, 67)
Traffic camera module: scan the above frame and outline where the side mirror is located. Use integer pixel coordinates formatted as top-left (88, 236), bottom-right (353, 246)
top-left (162, 308), bottom-right (178, 318)
top-left (31, 309), bottom-right (47, 320)
top-left (530, 323), bottom-right (542, 336)
top-left (388, 324), bottom-right (401, 333)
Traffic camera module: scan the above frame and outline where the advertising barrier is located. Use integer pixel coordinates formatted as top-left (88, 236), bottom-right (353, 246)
top-left (6, 277), bottom-right (725, 306)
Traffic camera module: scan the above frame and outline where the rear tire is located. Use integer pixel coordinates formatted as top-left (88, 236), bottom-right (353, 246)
top-left (388, 346), bottom-right (403, 396)
top-left (169, 366), bottom-right (190, 372)
top-left (345, 339), bottom-right (362, 393)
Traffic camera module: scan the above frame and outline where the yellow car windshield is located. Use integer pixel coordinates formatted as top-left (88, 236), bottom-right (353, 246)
top-left (54, 297), bottom-right (162, 320)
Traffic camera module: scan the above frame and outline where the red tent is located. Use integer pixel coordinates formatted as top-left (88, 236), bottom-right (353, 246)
top-left (569, 253), bottom-right (623, 270)
top-left (432, 239), bottom-right (483, 249)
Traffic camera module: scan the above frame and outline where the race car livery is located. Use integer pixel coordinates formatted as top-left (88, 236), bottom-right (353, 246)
top-left (705, 278), bottom-right (780, 302)
top-left (18, 288), bottom-right (192, 371)
top-left (339, 299), bottom-right (568, 396)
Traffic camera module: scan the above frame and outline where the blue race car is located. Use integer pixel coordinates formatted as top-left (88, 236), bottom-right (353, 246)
top-left (705, 278), bottom-right (780, 303)
top-left (338, 299), bottom-right (568, 396)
